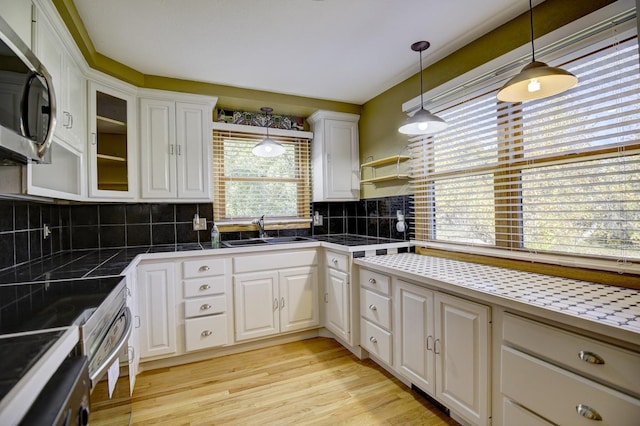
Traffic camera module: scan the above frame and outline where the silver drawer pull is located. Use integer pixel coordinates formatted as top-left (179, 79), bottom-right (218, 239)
top-left (578, 350), bottom-right (605, 365)
top-left (199, 265), bottom-right (210, 272)
top-left (576, 404), bottom-right (602, 421)
top-left (369, 336), bottom-right (377, 343)
top-left (201, 330), bottom-right (212, 337)
top-left (200, 304), bottom-right (211, 310)
top-left (199, 284), bottom-right (211, 291)
top-left (332, 258), bottom-right (338, 264)
top-left (368, 304), bottom-right (377, 311)
top-left (434, 338), bottom-right (441, 355)
top-left (426, 335), bottom-right (433, 351)
top-left (368, 278), bottom-right (376, 284)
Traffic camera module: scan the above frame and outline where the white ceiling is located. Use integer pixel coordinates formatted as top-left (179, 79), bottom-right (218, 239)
top-left (73, 0), bottom-right (538, 105)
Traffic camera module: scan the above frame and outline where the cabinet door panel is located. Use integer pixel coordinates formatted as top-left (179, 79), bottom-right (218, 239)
top-left (279, 267), bottom-right (319, 333)
top-left (435, 293), bottom-right (490, 426)
top-left (395, 281), bottom-right (435, 395)
top-left (234, 272), bottom-right (278, 341)
top-left (140, 98), bottom-right (176, 198)
top-left (324, 119), bottom-right (358, 200)
top-left (137, 263), bottom-right (176, 359)
top-left (176, 102), bottom-right (210, 199)
top-left (325, 268), bottom-right (350, 343)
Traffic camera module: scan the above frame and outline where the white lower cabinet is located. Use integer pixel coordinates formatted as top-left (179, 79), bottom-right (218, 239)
top-left (137, 262), bottom-right (177, 359)
top-left (500, 312), bottom-right (640, 426)
top-left (324, 250), bottom-right (351, 344)
top-left (393, 279), bottom-right (491, 426)
top-left (234, 266), bottom-right (319, 341)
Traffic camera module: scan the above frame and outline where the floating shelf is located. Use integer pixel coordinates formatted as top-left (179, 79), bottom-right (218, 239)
top-left (97, 153), bottom-right (127, 163)
top-left (360, 155), bottom-right (410, 185)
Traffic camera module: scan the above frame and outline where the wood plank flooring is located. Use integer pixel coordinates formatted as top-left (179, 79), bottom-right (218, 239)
top-left (92, 337), bottom-right (460, 425)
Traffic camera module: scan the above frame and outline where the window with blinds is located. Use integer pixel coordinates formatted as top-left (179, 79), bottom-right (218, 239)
top-left (213, 130), bottom-right (312, 224)
top-left (409, 29), bottom-right (640, 261)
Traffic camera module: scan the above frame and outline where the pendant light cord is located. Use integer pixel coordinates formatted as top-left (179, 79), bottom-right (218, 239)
top-left (529, 0), bottom-right (535, 62)
top-left (419, 49), bottom-right (424, 109)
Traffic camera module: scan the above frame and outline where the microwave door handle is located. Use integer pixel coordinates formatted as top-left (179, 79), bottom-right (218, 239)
top-left (35, 68), bottom-right (56, 160)
top-left (89, 307), bottom-right (133, 389)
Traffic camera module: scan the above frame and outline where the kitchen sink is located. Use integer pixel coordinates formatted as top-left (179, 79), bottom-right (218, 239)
top-left (221, 236), bottom-right (315, 248)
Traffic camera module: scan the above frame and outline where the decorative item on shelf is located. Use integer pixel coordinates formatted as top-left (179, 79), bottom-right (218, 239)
top-left (496, 0), bottom-right (578, 102)
top-left (252, 107), bottom-right (285, 157)
top-left (216, 108), bottom-right (304, 130)
top-left (398, 41), bottom-right (448, 136)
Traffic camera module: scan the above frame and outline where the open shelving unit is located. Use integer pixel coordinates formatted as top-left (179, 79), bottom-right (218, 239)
top-left (360, 155), bottom-right (410, 184)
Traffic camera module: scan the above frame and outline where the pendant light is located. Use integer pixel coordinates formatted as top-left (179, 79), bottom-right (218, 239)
top-left (398, 41), bottom-right (447, 135)
top-left (496, 0), bottom-right (578, 102)
top-left (252, 107), bottom-right (285, 157)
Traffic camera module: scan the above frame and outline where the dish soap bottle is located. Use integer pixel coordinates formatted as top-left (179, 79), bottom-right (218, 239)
top-left (211, 223), bottom-right (221, 248)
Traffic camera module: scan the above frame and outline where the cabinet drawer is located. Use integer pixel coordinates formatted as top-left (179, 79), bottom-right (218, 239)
top-left (325, 250), bottom-right (349, 272)
top-left (184, 295), bottom-right (226, 318)
top-left (360, 319), bottom-right (392, 365)
top-left (503, 313), bottom-right (640, 395)
top-left (185, 314), bottom-right (228, 352)
top-left (501, 346), bottom-right (640, 426)
top-left (503, 399), bottom-right (553, 426)
top-left (233, 250), bottom-right (317, 273)
top-left (360, 288), bottom-right (391, 330)
top-left (183, 276), bottom-right (226, 298)
top-left (360, 268), bottom-right (390, 295)
top-left (183, 258), bottom-right (226, 279)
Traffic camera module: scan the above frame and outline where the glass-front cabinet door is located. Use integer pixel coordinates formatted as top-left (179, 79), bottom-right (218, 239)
top-left (88, 81), bottom-right (137, 199)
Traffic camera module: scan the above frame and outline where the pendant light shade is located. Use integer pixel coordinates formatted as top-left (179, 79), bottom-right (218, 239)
top-left (496, 0), bottom-right (578, 102)
top-left (399, 41), bottom-right (447, 136)
top-left (252, 107), bottom-right (285, 157)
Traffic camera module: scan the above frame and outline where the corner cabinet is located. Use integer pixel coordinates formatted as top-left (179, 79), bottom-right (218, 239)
top-left (87, 80), bottom-right (137, 200)
top-left (307, 110), bottom-right (360, 201)
top-left (139, 90), bottom-right (217, 201)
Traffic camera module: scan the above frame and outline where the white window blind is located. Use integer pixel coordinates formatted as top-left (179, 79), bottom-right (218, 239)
top-left (213, 130), bottom-right (311, 223)
top-left (410, 29), bottom-right (640, 261)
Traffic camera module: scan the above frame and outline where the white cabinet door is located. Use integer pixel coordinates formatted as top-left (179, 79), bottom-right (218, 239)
top-left (324, 267), bottom-right (350, 343)
top-left (137, 262), bottom-right (177, 359)
top-left (279, 266), bottom-right (319, 333)
top-left (308, 110), bottom-right (360, 202)
top-left (140, 98), bottom-right (176, 199)
top-left (125, 268), bottom-right (140, 395)
top-left (0, 0), bottom-right (32, 46)
top-left (435, 292), bottom-right (490, 426)
top-left (394, 280), bottom-right (435, 395)
top-left (234, 271), bottom-right (279, 341)
top-left (176, 102), bottom-right (211, 199)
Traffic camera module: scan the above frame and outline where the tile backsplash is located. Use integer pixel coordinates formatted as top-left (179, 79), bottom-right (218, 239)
top-left (0, 195), bottom-right (411, 271)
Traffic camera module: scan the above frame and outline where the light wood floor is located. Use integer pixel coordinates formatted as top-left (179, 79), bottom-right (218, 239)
top-left (92, 337), bottom-right (459, 425)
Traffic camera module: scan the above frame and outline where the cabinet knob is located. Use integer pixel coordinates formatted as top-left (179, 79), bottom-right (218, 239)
top-left (199, 284), bottom-right (211, 291)
top-left (368, 278), bottom-right (376, 284)
top-left (201, 330), bottom-right (212, 337)
top-left (331, 258), bottom-right (338, 264)
top-left (578, 350), bottom-right (605, 365)
top-left (199, 265), bottom-right (210, 272)
top-left (369, 336), bottom-right (377, 344)
top-left (576, 404), bottom-right (602, 421)
top-left (200, 304), bottom-right (211, 311)
top-left (368, 304), bottom-right (377, 311)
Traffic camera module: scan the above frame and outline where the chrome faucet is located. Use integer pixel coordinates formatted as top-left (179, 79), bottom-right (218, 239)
top-left (253, 215), bottom-right (267, 238)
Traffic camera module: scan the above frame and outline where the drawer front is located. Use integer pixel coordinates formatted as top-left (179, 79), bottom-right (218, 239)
top-left (360, 288), bottom-right (391, 330)
top-left (503, 313), bottom-right (640, 395)
top-left (183, 258), bottom-right (226, 279)
top-left (503, 399), bottom-right (553, 426)
top-left (360, 319), bottom-right (392, 365)
top-left (501, 346), bottom-right (640, 426)
top-left (233, 250), bottom-right (317, 274)
top-left (184, 295), bottom-right (226, 318)
top-left (360, 268), bottom-right (390, 295)
top-left (185, 315), bottom-right (228, 352)
top-left (183, 276), bottom-right (226, 298)
top-left (325, 250), bottom-right (349, 272)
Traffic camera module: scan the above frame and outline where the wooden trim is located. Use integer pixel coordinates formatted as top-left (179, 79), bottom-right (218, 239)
top-left (415, 246), bottom-right (640, 290)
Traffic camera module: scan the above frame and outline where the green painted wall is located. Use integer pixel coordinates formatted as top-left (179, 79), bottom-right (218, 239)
top-left (55, 0), bottom-right (616, 197)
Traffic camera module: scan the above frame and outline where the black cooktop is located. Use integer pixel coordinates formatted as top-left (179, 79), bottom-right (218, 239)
top-left (313, 234), bottom-right (406, 247)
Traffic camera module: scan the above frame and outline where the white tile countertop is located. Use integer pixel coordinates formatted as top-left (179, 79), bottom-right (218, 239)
top-left (354, 253), bottom-right (640, 346)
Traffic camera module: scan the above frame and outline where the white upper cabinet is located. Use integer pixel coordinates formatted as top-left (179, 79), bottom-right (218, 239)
top-left (0, 0), bottom-right (32, 46)
top-left (139, 90), bottom-right (217, 201)
top-left (307, 110), bottom-right (360, 201)
top-left (87, 80), bottom-right (137, 200)
top-left (33, 2), bottom-right (86, 152)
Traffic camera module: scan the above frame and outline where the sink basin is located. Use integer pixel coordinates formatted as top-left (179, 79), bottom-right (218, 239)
top-left (221, 236), bottom-right (315, 248)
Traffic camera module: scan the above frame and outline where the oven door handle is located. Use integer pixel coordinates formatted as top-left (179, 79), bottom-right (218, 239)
top-left (90, 307), bottom-right (132, 388)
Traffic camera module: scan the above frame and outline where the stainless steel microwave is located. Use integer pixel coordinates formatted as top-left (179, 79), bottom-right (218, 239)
top-left (0, 15), bottom-right (55, 164)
